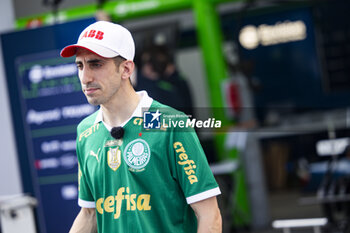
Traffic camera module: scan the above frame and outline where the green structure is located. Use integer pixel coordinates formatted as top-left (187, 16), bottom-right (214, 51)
top-left (17, 0), bottom-right (251, 227)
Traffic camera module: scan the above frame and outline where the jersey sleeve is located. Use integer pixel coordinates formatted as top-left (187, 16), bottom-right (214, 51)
top-left (171, 126), bottom-right (221, 204)
top-left (76, 139), bottom-right (95, 208)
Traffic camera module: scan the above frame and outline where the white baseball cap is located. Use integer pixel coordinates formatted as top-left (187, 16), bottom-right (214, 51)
top-left (60, 21), bottom-right (135, 60)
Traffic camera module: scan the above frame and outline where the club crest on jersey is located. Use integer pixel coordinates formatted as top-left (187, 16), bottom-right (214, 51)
top-left (107, 147), bottom-right (121, 171)
top-left (123, 139), bottom-right (151, 171)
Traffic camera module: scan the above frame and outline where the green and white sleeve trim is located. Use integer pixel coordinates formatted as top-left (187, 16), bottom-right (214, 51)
top-left (186, 187), bottom-right (221, 204)
top-left (78, 199), bottom-right (96, 208)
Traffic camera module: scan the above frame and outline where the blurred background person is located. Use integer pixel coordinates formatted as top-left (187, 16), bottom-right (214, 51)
top-left (135, 44), bottom-right (194, 117)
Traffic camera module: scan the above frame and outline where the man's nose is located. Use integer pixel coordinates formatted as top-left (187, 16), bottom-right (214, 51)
top-left (80, 68), bottom-right (93, 84)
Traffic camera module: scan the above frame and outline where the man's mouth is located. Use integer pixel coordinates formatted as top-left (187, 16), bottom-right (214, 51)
top-left (85, 88), bottom-right (99, 95)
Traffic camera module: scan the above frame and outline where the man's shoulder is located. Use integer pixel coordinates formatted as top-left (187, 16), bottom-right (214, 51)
top-left (77, 110), bottom-right (99, 133)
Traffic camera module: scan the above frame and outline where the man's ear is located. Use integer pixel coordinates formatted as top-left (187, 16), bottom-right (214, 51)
top-left (120, 60), bottom-right (135, 80)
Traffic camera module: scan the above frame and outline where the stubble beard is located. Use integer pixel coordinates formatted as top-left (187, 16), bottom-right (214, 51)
top-left (86, 97), bottom-right (101, 106)
top-left (85, 86), bottom-right (120, 107)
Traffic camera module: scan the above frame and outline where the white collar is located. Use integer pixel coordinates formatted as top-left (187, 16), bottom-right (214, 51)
top-left (94, 91), bottom-right (153, 130)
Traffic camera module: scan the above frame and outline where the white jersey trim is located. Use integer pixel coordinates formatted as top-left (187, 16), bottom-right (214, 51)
top-left (186, 187), bottom-right (221, 204)
top-left (78, 199), bottom-right (96, 208)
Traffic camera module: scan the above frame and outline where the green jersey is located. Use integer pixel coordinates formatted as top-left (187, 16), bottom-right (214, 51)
top-left (77, 91), bottom-right (220, 233)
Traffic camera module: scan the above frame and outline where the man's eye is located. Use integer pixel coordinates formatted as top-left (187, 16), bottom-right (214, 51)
top-left (76, 64), bottom-right (83, 69)
top-left (91, 63), bottom-right (102, 68)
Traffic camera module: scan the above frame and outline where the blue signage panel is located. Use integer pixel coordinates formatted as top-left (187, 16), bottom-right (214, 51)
top-left (1, 18), bottom-right (96, 233)
top-left (236, 7), bottom-right (350, 120)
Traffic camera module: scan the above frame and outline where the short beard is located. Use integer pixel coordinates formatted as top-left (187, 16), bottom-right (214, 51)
top-left (85, 93), bottom-right (106, 106)
top-left (85, 85), bottom-right (120, 106)
top-left (87, 99), bottom-right (100, 106)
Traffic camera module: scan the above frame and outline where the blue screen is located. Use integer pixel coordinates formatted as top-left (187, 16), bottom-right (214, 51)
top-left (1, 18), bottom-right (97, 233)
top-left (236, 7), bottom-right (350, 120)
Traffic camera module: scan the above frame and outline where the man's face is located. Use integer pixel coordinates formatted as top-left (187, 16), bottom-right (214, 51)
top-left (75, 49), bottom-right (121, 106)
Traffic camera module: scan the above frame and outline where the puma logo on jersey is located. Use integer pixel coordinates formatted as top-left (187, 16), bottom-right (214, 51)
top-left (90, 148), bottom-right (101, 162)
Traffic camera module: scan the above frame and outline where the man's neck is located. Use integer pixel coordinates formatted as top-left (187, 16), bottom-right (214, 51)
top-left (100, 86), bottom-right (140, 127)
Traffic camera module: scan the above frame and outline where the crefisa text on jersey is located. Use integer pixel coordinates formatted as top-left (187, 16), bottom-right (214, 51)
top-left (96, 187), bottom-right (151, 220)
top-left (173, 142), bottom-right (198, 184)
top-left (163, 118), bottom-right (221, 129)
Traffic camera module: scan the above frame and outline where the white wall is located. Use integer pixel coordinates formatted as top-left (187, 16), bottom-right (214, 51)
top-left (0, 0), bottom-right (22, 196)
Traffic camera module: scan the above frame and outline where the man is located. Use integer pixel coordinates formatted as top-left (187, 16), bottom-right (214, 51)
top-left (135, 44), bottom-right (194, 117)
top-left (61, 21), bottom-right (222, 233)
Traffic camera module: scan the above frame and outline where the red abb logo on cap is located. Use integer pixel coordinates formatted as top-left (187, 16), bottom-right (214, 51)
top-left (81, 30), bottom-right (104, 40)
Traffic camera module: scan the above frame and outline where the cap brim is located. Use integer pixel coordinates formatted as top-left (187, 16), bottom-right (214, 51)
top-left (60, 41), bottom-right (119, 58)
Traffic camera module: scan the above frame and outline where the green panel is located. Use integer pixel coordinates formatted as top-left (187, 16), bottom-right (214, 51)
top-left (231, 164), bottom-right (252, 226)
top-left (16, 0), bottom-right (192, 29)
top-left (39, 173), bottom-right (77, 185)
top-left (192, 0), bottom-right (251, 226)
top-left (16, 4), bottom-right (97, 29)
top-left (192, 0), bottom-right (229, 158)
top-left (106, 0), bottom-right (191, 21)
top-left (31, 125), bottom-right (77, 138)
top-left (16, 0), bottom-right (244, 29)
